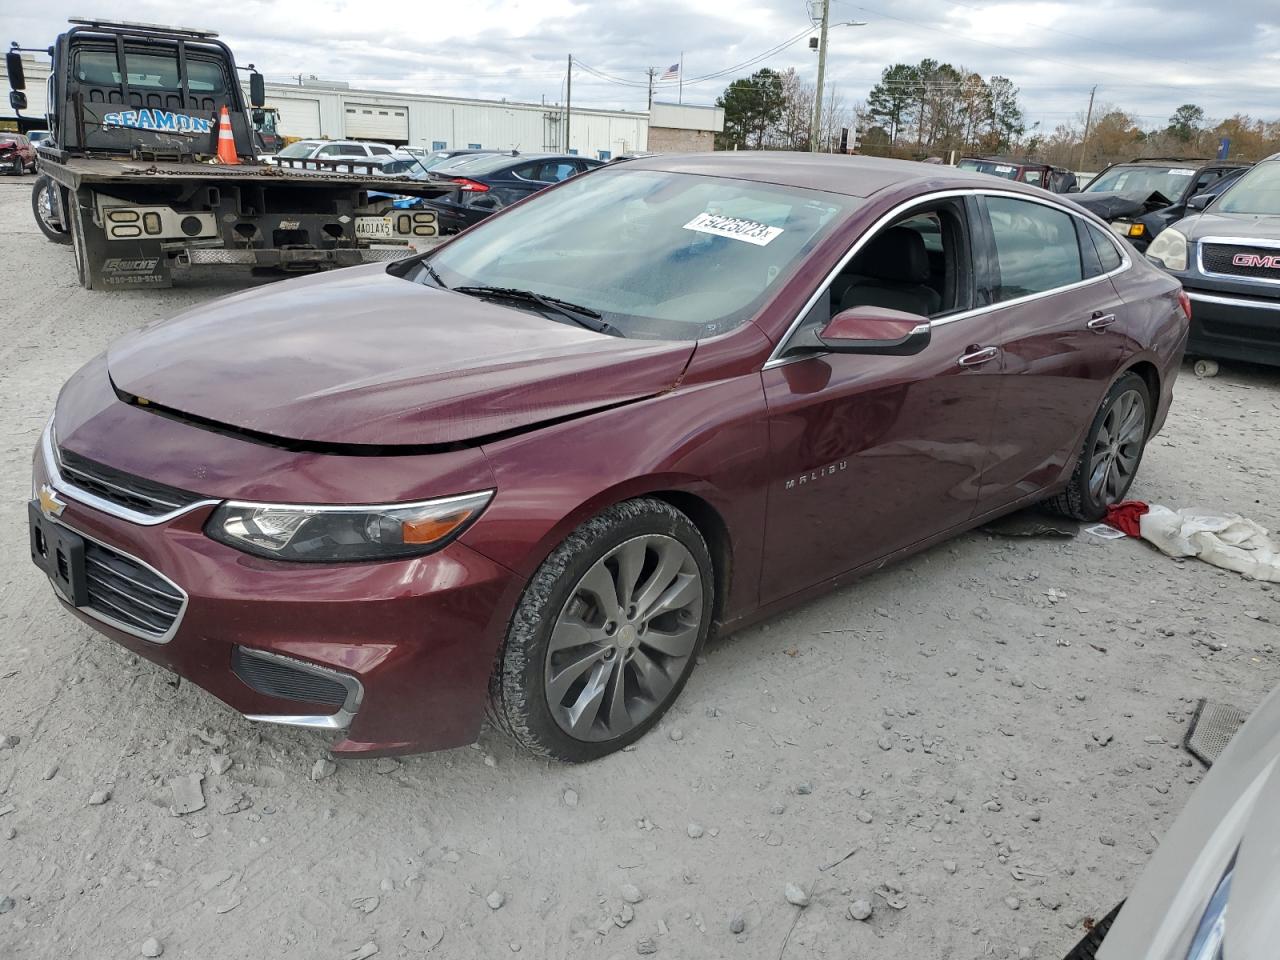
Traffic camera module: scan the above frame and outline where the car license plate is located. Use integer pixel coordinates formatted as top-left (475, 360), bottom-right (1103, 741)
top-left (355, 217), bottom-right (393, 240)
top-left (28, 502), bottom-right (89, 606)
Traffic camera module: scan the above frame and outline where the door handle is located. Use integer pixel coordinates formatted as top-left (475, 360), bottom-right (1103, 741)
top-left (1087, 312), bottom-right (1117, 331)
top-left (957, 346), bottom-right (999, 367)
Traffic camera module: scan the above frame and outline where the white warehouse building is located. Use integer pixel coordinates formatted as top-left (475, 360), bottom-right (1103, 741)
top-left (256, 81), bottom-right (722, 159)
top-left (259, 80), bottom-right (693, 160)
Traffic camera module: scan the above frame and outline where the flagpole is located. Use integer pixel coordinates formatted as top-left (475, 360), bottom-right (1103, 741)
top-left (679, 51), bottom-right (684, 104)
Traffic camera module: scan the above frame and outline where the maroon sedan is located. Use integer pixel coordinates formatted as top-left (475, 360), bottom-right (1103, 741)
top-left (29, 153), bottom-right (1189, 761)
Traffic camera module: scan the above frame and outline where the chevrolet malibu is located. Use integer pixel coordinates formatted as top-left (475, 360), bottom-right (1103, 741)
top-left (29, 153), bottom-right (1190, 761)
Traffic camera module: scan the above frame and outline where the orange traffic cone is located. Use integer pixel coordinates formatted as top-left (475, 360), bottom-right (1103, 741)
top-left (215, 105), bottom-right (240, 164)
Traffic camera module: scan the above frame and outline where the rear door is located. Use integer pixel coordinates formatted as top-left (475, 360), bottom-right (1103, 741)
top-left (973, 193), bottom-right (1129, 509)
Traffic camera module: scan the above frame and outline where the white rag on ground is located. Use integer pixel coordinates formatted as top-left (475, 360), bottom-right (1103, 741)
top-left (1140, 505), bottom-right (1280, 582)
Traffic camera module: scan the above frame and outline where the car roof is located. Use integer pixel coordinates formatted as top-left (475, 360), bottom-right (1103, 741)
top-left (619, 151), bottom-right (1018, 199)
top-left (1112, 157), bottom-right (1249, 168)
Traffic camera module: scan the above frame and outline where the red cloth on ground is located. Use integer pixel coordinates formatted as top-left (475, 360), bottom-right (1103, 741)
top-left (1104, 500), bottom-right (1149, 537)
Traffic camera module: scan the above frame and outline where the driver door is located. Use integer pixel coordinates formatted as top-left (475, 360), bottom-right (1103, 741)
top-left (759, 198), bottom-right (1003, 603)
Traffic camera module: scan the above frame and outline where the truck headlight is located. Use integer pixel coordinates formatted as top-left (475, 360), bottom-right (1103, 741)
top-left (1185, 858), bottom-right (1234, 960)
top-left (206, 491), bottom-right (493, 562)
top-left (1147, 228), bottom-right (1189, 272)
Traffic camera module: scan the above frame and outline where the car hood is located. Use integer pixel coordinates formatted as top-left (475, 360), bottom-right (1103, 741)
top-left (107, 265), bottom-right (695, 447)
top-left (1097, 682), bottom-right (1280, 960)
top-left (1176, 210), bottom-right (1280, 242)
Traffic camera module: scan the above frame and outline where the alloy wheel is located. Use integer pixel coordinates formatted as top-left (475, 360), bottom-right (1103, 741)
top-left (36, 184), bottom-right (58, 231)
top-left (544, 534), bottom-right (703, 742)
top-left (1087, 388), bottom-right (1146, 504)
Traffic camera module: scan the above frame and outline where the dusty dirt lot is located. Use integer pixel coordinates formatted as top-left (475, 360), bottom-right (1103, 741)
top-left (1, 173), bottom-right (1278, 960)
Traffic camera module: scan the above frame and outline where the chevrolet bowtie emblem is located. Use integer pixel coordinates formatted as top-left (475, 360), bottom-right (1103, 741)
top-left (38, 484), bottom-right (66, 520)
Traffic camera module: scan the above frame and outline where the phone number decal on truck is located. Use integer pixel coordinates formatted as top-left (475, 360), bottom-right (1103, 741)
top-left (102, 109), bottom-right (214, 135)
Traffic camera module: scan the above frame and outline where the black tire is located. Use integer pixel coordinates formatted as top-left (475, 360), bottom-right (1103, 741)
top-left (1061, 901), bottom-right (1123, 960)
top-left (31, 175), bottom-right (72, 245)
top-left (1048, 372), bottom-right (1151, 521)
top-left (489, 498), bottom-right (714, 762)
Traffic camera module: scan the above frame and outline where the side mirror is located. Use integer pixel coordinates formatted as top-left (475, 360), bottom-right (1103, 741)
top-left (9, 90), bottom-right (27, 112)
top-left (817, 306), bottom-right (932, 356)
top-left (1187, 193), bottom-right (1213, 212)
top-left (249, 72), bottom-right (265, 108)
top-left (6, 50), bottom-right (25, 90)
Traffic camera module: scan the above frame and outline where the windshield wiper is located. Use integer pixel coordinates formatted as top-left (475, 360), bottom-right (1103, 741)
top-left (453, 285), bottom-right (624, 337)
top-left (420, 260), bottom-right (449, 289)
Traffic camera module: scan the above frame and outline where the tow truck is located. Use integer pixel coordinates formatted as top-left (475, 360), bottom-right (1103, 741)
top-left (7, 18), bottom-right (451, 289)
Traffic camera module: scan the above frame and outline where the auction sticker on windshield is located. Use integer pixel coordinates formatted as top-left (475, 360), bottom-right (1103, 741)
top-left (683, 212), bottom-right (784, 246)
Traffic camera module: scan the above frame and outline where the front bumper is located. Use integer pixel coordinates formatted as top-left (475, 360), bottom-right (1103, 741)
top-left (1183, 287), bottom-right (1280, 367)
top-left (31, 432), bottom-right (524, 756)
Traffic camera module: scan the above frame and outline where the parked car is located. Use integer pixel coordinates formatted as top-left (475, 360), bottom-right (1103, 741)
top-left (0, 132), bottom-right (36, 174)
top-left (1075, 157), bottom-right (1250, 251)
top-left (377, 148), bottom-right (499, 178)
top-left (1063, 682), bottom-right (1280, 960)
top-left (268, 139), bottom-right (397, 170)
top-left (1145, 153), bottom-right (1280, 372)
top-left (956, 155), bottom-right (1077, 193)
top-left (27, 129), bottom-right (53, 150)
top-left (29, 153), bottom-right (1187, 761)
top-left (423, 152), bottom-right (604, 232)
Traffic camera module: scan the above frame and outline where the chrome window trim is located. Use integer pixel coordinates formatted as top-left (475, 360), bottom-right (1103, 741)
top-left (44, 517), bottom-right (188, 645)
top-left (1196, 236), bottom-right (1280, 287)
top-left (239, 648), bottom-right (364, 730)
top-left (1187, 290), bottom-right (1280, 312)
top-left (763, 187), bottom-right (1133, 369)
top-left (42, 420), bottom-right (219, 526)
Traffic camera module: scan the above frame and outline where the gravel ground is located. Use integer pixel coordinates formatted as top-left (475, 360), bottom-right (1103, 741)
top-left (1, 172), bottom-right (1278, 960)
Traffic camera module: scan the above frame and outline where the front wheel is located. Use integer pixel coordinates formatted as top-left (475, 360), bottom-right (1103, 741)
top-left (31, 175), bottom-right (71, 244)
top-left (1048, 372), bottom-right (1151, 521)
top-left (490, 498), bottom-right (714, 762)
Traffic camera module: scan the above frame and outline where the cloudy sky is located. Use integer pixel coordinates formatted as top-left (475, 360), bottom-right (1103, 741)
top-left (9, 0), bottom-right (1280, 132)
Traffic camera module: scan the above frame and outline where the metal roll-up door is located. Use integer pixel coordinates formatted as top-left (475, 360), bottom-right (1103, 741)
top-left (344, 102), bottom-right (409, 142)
top-left (272, 98), bottom-right (322, 139)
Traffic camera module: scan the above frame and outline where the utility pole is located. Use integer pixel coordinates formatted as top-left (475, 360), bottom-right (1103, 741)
top-left (647, 67), bottom-right (656, 111)
top-left (678, 52), bottom-right (684, 105)
top-left (1078, 85), bottom-right (1096, 172)
top-left (809, 0), bottom-right (830, 152)
top-left (565, 54), bottom-right (572, 153)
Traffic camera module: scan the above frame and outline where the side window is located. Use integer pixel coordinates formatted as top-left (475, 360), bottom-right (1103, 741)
top-left (540, 161), bottom-right (578, 183)
top-left (1022, 170), bottom-right (1044, 187)
top-left (1089, 226), bottom-right (1123, 272)
top-left (817, 202), bottom-right (971, 326)
top-left (315, 144), bottom-right (346, 157)
top-left (345, 144), bottom-right (370, 156)
top-left (1191, 168), bottom-right (1224, 196)
top-left (984, 196), bottom-right (1083, 302)
top-left (368, 145), bottom-right (392, 156)
top-left (512, 162), bottom-right (544, 181)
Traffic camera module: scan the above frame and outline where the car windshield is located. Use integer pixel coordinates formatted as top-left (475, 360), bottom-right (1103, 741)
top-left (415, 168), bottom-right (856, 341)
top-left (957, 159), bottom-right (1020, 180)
top-left (1084, 164), bottom-right (1195, 199)
top-left (1216, 163), bottom-right (1280, 215)
top-left (277, 141), bottom-right (321, 158)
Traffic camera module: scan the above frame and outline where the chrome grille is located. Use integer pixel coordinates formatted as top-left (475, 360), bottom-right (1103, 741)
top-left (56, 446), bottom-right (205, 519)
top-left (83, 539), bottom-right (184, 639)
top-left (1201, 242), bottom-right (1280, 282)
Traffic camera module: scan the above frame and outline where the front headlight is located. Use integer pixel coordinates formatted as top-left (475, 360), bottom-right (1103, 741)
top-left (1185, 857), bottom-right (1234, 960)
top-left (206, 490), bottom-right (493, 562)
top-left (1147, 227), bottom-right (1189, 271)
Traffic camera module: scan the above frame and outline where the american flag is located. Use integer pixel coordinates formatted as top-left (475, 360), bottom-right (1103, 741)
top-left (661, 63), bottom-right (680, 80)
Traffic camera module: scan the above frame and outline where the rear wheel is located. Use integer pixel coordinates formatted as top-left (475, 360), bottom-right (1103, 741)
top-left (1048, 372), bottom-right (1151, 521)
top-left (31, 176), bottom-right (71, 244)
top-left (490, 498), bottom-right (714, 762)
